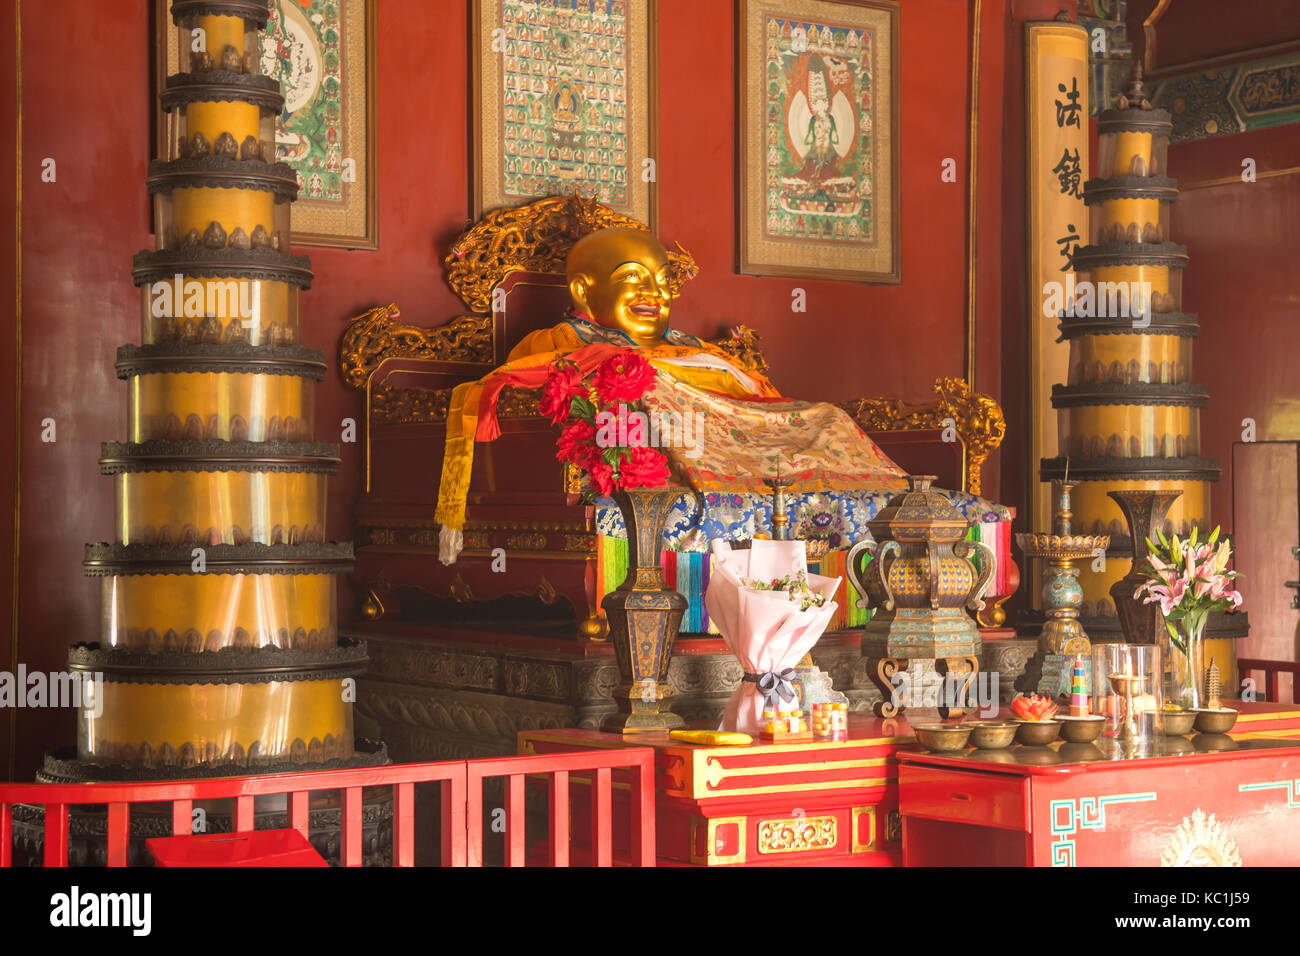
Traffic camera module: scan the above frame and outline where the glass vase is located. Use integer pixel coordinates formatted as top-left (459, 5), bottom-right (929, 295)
top-left (1092, 643), bottom-right (1163, 750)
top-left (1166, 615), bottom-right (1206, 710)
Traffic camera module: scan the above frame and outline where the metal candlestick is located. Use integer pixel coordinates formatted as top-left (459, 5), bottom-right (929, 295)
top-left (1016, 479), bottom-right (1110, 695)
top-left (1016, 479), bottom-right (1111, 656)
top-left (1108, 670), bottom-right (1147, 741)
top-left (766, 475), bottom-right (794, 541)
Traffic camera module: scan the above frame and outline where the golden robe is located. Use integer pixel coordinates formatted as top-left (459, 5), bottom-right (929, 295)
top-left (435, 317), bottom-right (905, 563)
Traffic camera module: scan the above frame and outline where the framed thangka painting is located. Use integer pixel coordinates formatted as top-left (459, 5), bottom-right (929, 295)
top-left (739, 0), bottom-right (899, 282)
top-left (157, 0), bottom-right (378, 249)
top-left (472, 0), bottom-right (657, 227)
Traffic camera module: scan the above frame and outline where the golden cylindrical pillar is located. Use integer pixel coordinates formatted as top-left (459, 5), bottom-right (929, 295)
top-left (56, 0), bottom-right (379, 781)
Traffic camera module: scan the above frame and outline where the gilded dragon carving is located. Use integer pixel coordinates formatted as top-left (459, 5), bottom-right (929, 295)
top-left (710, 324), bottom-right (770, 376)
top-left (445, 194), bottom-right (698, 313)
top-left (340, 303), bottom-right (492, 389)
top-left (837, 376), bottom-right (1006, 496)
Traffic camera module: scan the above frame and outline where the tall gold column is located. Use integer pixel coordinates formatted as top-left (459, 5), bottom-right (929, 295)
top-left (1039, 67), bottom-right (1248, 684)
top-left (43, 0), bottom-right (381, 779)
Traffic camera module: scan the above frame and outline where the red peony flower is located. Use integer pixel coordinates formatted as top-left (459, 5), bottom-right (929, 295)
top-left (588, 460), bottom-right (616, 497)
top-left (539, 363), bottom-right (587, 425)
top-left (617, 445), bottom-right (671, 490)
top-left (594, 350), bottom-right (657, 405)
top-left (556, 418), bottom-right (598, 469)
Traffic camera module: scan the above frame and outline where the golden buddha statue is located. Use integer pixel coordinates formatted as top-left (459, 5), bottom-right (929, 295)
top-left (435, 227), bottom-right (908, 563)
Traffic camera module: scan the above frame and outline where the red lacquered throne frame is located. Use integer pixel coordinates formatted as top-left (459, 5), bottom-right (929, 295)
top-left (339, 196), bottom-right (1012, 641)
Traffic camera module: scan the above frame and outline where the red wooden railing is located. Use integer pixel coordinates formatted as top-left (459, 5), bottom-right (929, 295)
top-left (0, 747), bottom-right (656, 868)
top-left (1238, 658), bottom-right (1300, 705)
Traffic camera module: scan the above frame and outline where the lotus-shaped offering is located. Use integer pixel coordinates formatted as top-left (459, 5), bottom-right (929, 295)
top-left (706, 539), bottom-right (840, 736)
top-left (1010, 694), bottom-right (1059, 721)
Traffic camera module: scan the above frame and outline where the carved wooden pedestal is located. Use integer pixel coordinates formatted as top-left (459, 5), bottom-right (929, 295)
top-left (865, 655), bottom-right (981, 719)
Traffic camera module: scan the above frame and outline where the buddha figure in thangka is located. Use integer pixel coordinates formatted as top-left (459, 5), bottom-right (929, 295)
top-left (435, 226), bottom-right (911, 562)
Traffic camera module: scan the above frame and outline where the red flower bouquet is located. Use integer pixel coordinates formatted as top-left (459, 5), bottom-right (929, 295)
top-left (539, 363), bottom-right (586, 425)
top-left (541, 350), bottom-right (670, 495)
top-left (594, 351), bottom-right (656, 404)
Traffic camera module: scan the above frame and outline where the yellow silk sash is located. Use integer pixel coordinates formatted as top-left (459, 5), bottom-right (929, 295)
top-left (433, 323), bottom-right (780, 549)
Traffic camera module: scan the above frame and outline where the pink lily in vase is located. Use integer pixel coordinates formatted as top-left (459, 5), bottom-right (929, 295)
top-left (1133, 527), bottom-right (1244, 704)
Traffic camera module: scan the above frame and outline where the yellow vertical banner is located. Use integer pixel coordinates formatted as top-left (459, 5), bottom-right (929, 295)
top-left (1026, 22), bottom-right (1090, 547)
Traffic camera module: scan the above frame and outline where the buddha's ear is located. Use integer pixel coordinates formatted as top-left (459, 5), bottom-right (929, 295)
top-left (568, 273), bottom-right (592, 313)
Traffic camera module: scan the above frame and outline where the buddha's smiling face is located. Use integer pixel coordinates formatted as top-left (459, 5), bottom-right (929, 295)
top-left (567, 228), bottom-right (672, 347)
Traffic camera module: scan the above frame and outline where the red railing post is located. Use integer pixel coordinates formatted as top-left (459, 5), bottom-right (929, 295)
top-left (506, 774), bottom-right (526, 867)
top-left (106, 802), bottom-right (130, 867)
top-left (43, 803), bottom-right (69, 868)
top-left (0, 803), bottom-right (12, 868)
top-left (341, 786), bottom-right (363, 867)
top-left (591, 766), bottom-right (612, 867)
top-left (444, 772), bottom-right (467, 867)
top-left (1238, 658), bottom-right (1300, 704)
top-left (465, 766), bottom-right (483, 867)
top-left (393, 782), bottom-right (415, 867)
top-left (549, 770), bottom-right (569, 867)
top-left (234, 795), bottom-right (254, 832)
top-left (171, 799), bottom-right (193, 836)
top-left (630, 754), bottom-right (655, 866)
top-left (290, 790), bottom-right (309, 838)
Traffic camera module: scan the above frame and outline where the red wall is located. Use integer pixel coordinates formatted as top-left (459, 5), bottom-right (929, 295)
top-left (6, 0), bottom-right (1028, 779)
top-left (1169, 126), bottom-right (1300, 531)
top-left (1124, 0), bottom-right (1300, 531)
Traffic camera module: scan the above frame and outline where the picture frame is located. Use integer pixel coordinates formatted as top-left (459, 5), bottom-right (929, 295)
top-left (738, 0), bottom-right (900, 282)
top-left (471, 0), bottom-right (658, 229)
top-left (155, 0), bottom-right (378, 250)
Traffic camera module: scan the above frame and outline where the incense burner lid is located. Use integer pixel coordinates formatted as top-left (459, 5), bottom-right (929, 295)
top-left (868, 475), bottom-right (967, 544)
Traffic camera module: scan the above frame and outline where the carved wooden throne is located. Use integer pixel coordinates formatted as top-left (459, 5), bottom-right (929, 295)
top-left (340, 196), bottom-right (1011, 642)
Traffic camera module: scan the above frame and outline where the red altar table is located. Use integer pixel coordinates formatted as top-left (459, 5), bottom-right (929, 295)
top-left (898, 736), bottom-right (1300, 866)
top-left (520, 701), bottom-right (1300, 866)
top-left (520, 714), bottom-right (917, 866)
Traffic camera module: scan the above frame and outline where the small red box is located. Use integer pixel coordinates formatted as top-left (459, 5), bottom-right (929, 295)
top-left (147, 828), bottom-right (328, 867)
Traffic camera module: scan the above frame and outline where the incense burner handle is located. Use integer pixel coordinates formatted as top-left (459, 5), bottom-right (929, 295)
top-left (847, 538), bottom-right (899, 612)
top-left (955, 538), bottom-right (996, 614)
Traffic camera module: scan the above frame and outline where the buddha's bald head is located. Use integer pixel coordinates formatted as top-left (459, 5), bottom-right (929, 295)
top-left (566, 228), bottom-right (673, 347)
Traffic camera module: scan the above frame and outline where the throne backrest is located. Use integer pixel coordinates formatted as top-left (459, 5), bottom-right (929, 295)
top-left (341, 200), bottom-right (1004, 497)
top-left (445, 195), bottom-right (699, 367)
top-left (340, 197), bottom-right (705, 391)
top-left (493, 273), bottom-right (574, 363)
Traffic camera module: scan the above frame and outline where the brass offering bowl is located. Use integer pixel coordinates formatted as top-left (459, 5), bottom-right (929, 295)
top-left (1013, 719), bottom-right (1063, 746)
top-left (1192, 708), bottom-right (1238, 734)
top-left (967, 721), bottom-right (1018, 750)
top-left (1162, 710), bottom-right (1197, 735)
top-left (1057, 715), bottom-right (1105, 743)
top-left (913, 723), bottom-right (973, 753)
